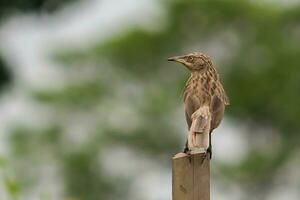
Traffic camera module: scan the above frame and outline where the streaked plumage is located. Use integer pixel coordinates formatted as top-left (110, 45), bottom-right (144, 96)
top-left (168, 52), bottom-right (229, 158)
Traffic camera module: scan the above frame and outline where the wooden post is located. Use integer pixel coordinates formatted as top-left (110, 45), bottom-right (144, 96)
top-left (172, 152), bottom-right (210, 200)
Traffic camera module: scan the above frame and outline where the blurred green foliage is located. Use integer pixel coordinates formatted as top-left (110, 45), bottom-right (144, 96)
top-left (33, 80), bottom-right (108, 109)
top-left (4, 176), bottom-right (19, 200)
top-left (2, 0), bottom-right (300, 199)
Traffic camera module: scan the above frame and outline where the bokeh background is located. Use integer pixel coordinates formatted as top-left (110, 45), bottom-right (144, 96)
top-left (0, 0), bottom-right (299, 199)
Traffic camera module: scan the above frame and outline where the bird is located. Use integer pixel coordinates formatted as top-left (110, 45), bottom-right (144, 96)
top-left (168, 52), bottom-right (229, 159)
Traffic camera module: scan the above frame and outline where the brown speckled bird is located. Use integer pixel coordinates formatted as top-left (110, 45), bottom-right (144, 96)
top-left (168, 52), bottom-right (229, 158)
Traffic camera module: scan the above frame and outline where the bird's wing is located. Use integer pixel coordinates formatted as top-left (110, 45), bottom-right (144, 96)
top-left (210, 95), bottom-right (225, 130)
top-left (184, 95), bottom-right (197, 130)
top-left (214, 81), bottom-right (230, 105)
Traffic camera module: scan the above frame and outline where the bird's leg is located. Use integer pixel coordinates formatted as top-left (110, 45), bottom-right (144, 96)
top-left (207, 132), bottom-right (212, 159)
top-left (182, 139), bottom-right (192, 163)
top-left (183, 139), bottom-right (189, 153)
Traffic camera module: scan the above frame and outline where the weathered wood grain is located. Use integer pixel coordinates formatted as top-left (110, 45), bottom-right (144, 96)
top-left (172, 152), bottom-right (210, 200)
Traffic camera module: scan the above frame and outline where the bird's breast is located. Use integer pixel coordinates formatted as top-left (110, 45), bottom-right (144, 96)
top-left (184, 86), bottom-right (211, 107)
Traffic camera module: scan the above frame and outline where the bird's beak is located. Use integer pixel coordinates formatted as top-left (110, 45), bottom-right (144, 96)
top-left (167, 55), bottom-right (185, 63)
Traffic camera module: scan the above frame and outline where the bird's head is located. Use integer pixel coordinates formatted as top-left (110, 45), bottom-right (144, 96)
top-left (167, 52), bottom-right (211, 71)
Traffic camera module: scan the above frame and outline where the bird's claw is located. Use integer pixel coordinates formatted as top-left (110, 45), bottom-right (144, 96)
top-left (207, 147), bottom-right (212, 160)
top-left (185, 150), bottom-right (192, 163)
top-left (184, 147), bottom-right (210, 163)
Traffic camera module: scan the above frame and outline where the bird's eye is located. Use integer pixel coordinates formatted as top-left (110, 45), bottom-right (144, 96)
top-left (187, 56), bottom-right (194, 62)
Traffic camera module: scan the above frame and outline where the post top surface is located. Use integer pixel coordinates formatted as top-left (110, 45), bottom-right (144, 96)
top-left (172, 152), bottom-right (207, 160)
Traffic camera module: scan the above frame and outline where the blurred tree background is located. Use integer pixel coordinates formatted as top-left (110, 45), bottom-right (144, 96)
top-left (0, 0), bottom-right (300, 200)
